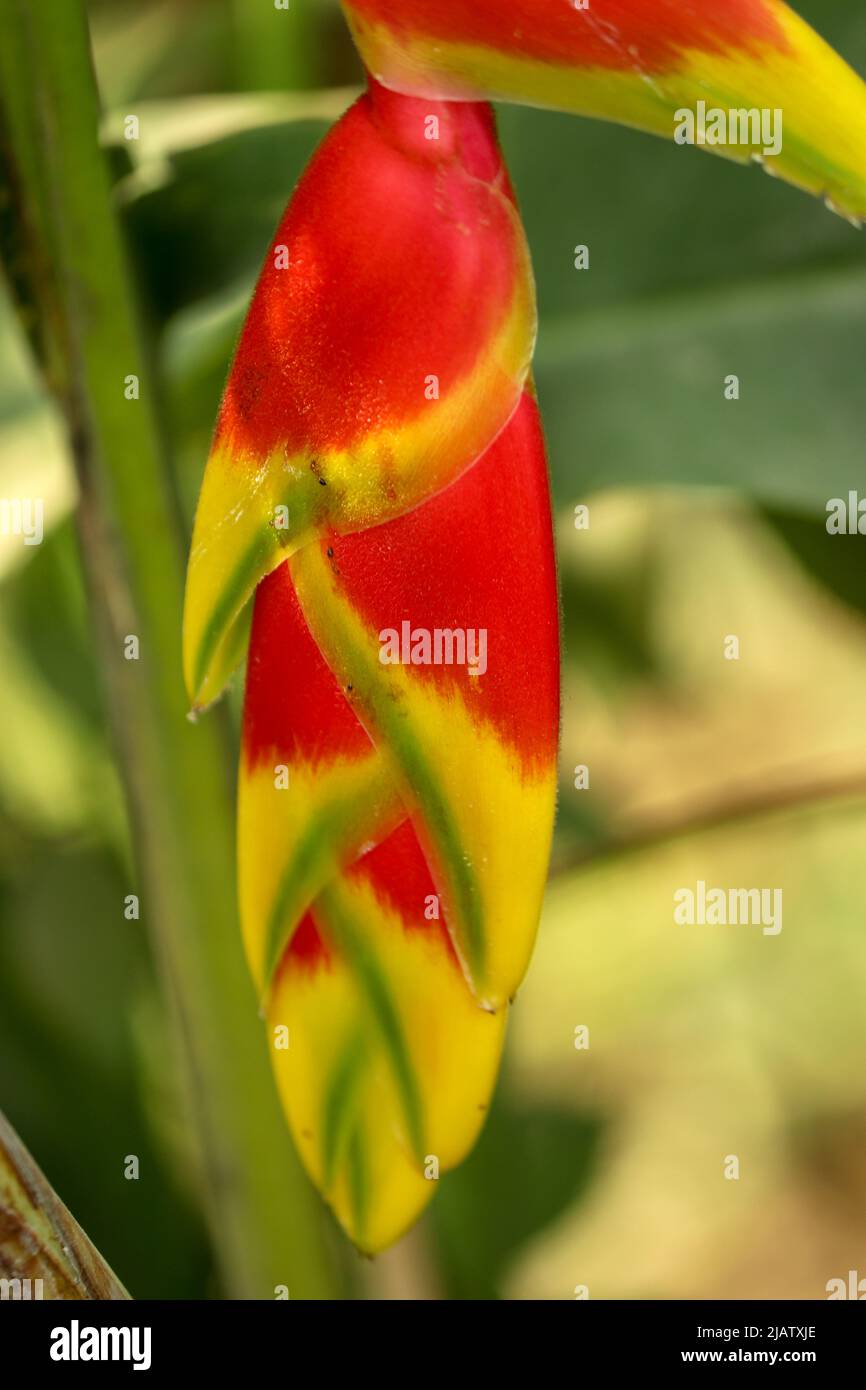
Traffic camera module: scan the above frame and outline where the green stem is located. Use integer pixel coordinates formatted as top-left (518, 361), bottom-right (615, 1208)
top-left (0, 0), bottom-right (337, 1298)
top-left (230, 0), bottom-right (334, 92)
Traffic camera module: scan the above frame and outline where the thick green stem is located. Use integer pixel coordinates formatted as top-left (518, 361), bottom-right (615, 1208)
top-left (0, 0), bottom-right (337, 1298)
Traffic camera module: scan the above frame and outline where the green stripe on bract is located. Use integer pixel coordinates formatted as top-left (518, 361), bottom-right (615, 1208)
top-left (259, 762), bottom-right (400, 995)
top-left (321, 1030), bottom-right (368, 1191)
top-left (193, 527), bottom-right (282, 702)
top-left (190, 478), bottom-right (321, 705)
top-left (318, 884), bottom-right (426, 1162)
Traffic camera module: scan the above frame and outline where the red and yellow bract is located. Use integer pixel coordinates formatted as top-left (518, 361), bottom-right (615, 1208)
top-left (184, 82), bottom-right (535, 710)
top-left (343, 0), bottom-right (866, 220)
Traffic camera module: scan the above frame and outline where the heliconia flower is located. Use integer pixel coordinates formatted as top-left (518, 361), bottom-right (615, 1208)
top-left (186, 77), bottom-right (550, 1250)
top-left (341, 0), bottom-right (866, 220)
top-left (240, 391), bottom-right (558, 1249)
top-left (184, 3), bottom-right (866, 1253)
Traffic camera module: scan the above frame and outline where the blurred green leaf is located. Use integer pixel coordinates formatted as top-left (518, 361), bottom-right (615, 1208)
top-left (535, 268), bottom-right (866, 510)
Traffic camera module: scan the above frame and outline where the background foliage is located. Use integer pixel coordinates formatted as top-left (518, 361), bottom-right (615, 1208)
top-left (1, 0), bottom-right (865, 1298)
